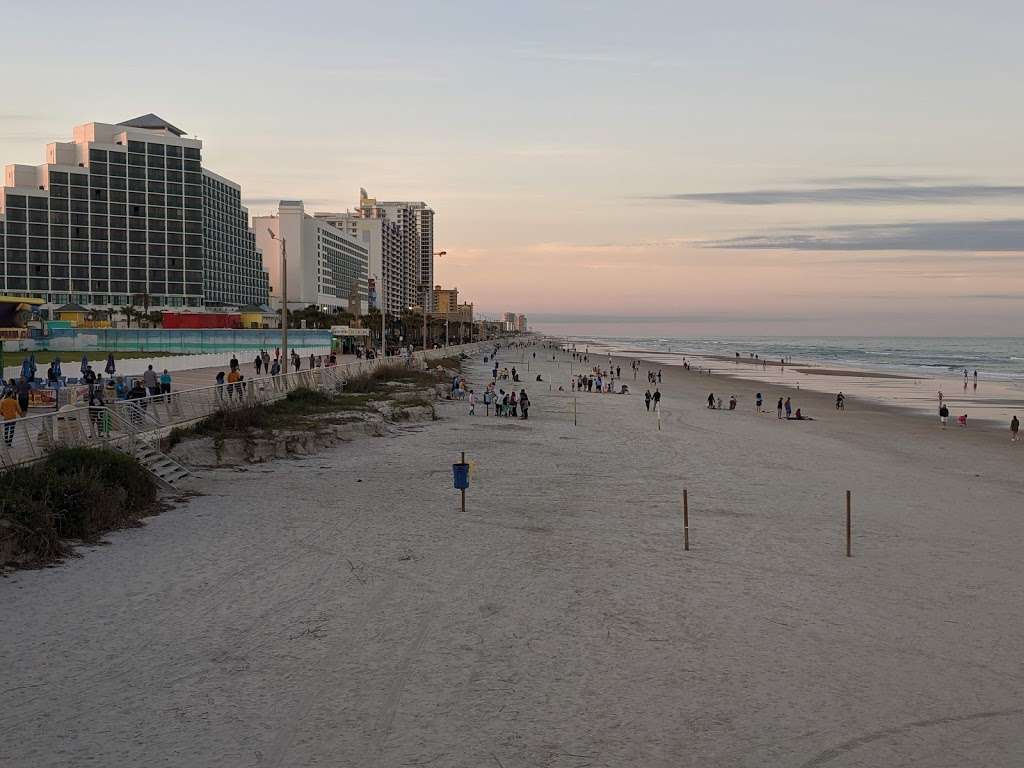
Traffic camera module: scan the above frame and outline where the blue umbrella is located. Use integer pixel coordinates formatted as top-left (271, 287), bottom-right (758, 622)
top-left (105, 354), bottom-right (115, 375)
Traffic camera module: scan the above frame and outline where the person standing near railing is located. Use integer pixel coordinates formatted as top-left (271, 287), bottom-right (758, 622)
top-left (1, 389), bottom-right (22, 446)
top-left (160, 370), bottom-right (172, 400)
top-left (227, 368), bottom-right (242, 400)
top-left (143, 366), bottom-right (159, 398)
top-left (16, 376), bottom-right (31, 418)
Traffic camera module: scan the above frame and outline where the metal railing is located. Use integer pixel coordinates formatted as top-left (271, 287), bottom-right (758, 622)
top-left (0, 341), bottom-right (489, 470)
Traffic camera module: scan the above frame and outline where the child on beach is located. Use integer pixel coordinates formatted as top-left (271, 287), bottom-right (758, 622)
top-left (777, 397), bottom-right (784, 419)
top-left (1011, 415), bottom-right (1019, 441)
top-left (958, 413), bottom-right (968, 427)
top-left (469, 390), bottom-right (476, 415)
top-left (755, 393), bottom-right (762, 413)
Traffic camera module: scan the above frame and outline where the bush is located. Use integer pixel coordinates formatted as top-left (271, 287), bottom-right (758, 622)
top-left (344, 363), bottom-right (446, 393)
top-left (194, 405), bottom-right (271, 436)
top-left (0, 448), bottom-right (159, 566)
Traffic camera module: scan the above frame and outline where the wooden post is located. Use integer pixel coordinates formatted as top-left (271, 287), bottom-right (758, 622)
top-left (845, 490), bottom-right (851, 557)
top-left (658, 411), bottom-right (661, 431)
top-left (683, 489), bottom-right (689, 551)
top-left (573, 397), bottom-right (577, 426)
top-left (461, 451), bottom-right (467, 513)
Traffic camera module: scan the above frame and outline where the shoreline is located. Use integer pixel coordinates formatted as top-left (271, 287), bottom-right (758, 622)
top-left (563, 342), bottom-right (1023, 428)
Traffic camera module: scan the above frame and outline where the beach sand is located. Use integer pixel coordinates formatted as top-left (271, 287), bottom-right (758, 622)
top-left (2, 345), bottom-right (1023, 767)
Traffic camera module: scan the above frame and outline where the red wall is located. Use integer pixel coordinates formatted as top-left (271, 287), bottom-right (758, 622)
top-left (161, 312), bottom-right (242, 329)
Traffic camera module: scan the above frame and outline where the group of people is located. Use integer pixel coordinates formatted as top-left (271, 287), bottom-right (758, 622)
top-left (704, 391), bottom-right (812, 421)
top-left (474, 344), bottom-right (531, 419)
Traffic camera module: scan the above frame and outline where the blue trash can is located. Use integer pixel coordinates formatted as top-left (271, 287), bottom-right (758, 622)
top-left (452, 462), bottom-right (469, 490)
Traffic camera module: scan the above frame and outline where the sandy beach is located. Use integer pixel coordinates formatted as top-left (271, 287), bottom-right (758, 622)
top-left (3, 343), bottom-right (1024, 767)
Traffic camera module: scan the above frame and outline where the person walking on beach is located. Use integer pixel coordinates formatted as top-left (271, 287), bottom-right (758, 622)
top-left (653, 389), bottom-right (661, 411)
top-left (755, 392), bottom-right (763, 413)
top-left (657, 369), bottom-right (662, 383)
top-left (469, 389), bottom-right (476, 415)
top-left (160, 369), bottom-right (172, 398)
top-left (939, 403), bottom-right (949, 428)
top-left (215, 371), bottom-right (226, 400)
top-left (520, 389), bottom-right (530, 419)
top-left (645, 389), bottom-right (652, 411)
top-left (776, 397), bottom-right (784, 419)
top-left (254, 355), bottom-right (262, 376)
top-left (1010, 414), bottom-right (1019, 441)
top-left (835, 392), bottom-right (845, 410)
top-left (707, 393), bottom-right (715, 409)
top-left (784, 397), bottom-right (792, 418)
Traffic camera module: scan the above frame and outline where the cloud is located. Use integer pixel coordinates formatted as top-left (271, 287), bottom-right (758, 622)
top-left (703, 219), bottom-right (1024, 252)
top-left (806, 175), bottom-right (965, 185)
top-left (650, 185), bottom-right (1024, 205)
top-left (243, 196), bottom-right (330, 207)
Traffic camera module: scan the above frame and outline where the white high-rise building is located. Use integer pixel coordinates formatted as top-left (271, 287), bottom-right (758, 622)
top-left (254, 201), bottom-right (368, 314)
top-left (313, 211), bottom-right (407, 315)
top-left (358, 189), bottom-right (434, 311)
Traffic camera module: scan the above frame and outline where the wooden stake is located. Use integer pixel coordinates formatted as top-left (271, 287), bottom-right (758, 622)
top-left (683, 489), bottom-right (689, 551)
top-left (461, 451), bottom-right (467, 513)
top-left (845, 490), bottom-right (851, 557)
top-left (573, 397), bottom-right (577, 426)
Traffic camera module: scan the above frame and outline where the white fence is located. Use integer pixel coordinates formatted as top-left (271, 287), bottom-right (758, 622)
top-left (0, 342), bottom-right (489, 470)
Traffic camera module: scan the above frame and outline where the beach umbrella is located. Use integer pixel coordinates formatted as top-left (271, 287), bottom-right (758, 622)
top-left (80, 353), bottom-right (89, 375)
top-left (105, 353), bottom-right (115, 375)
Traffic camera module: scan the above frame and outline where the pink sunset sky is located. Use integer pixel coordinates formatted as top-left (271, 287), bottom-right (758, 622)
top-left (2, 1), bottom-right (1022, 335)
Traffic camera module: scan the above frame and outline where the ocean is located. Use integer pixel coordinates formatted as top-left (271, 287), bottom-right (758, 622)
top-left (549, 335), bottom-right (1024, 382)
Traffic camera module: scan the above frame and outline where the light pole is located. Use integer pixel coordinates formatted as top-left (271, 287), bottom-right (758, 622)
top-left (267, 228), bottom-right (287, 372)
top-left (423, 251), bottom-right (447, 354)
top-left (370, 273), bottom-right (385, 358)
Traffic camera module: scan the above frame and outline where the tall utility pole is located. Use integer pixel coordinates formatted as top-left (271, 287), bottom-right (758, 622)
top-left (422, 283), bottom-right (429, 352)
top-left (267, 229), bottom-right (288, 370)
top-left (373, 274), bottom-right (385, 358)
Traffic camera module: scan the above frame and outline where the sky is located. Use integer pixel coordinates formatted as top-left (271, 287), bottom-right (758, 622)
top-left (2, 0), bottom-right (1023, 335)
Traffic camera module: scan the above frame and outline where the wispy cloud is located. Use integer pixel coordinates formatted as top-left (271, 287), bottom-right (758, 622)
top-left (243, 196), bottom-right (330, 207)
top-left (650, 185), bottom-right (1024, 205)
top-left (703, 219), bottom-right (1024, 252)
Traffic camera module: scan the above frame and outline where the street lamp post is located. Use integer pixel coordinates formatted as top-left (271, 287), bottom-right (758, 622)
top-left (422, 250), bottom-right (447, 355)
top-left (267, 228), bottom-right (287, 371)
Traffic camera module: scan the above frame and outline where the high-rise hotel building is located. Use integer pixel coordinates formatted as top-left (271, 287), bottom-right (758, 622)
top-left (358, 189), bottom-right (435, 312)
top-left (315, 189), bottom-right (436, 315)
top-left (254, 201), bottom-right (369, 315)
top-left (0, 114), bottom-right (269, 309)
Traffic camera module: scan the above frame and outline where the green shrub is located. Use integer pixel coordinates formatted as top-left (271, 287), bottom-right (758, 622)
top-left (0, 448), bottom-right (159, 566)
